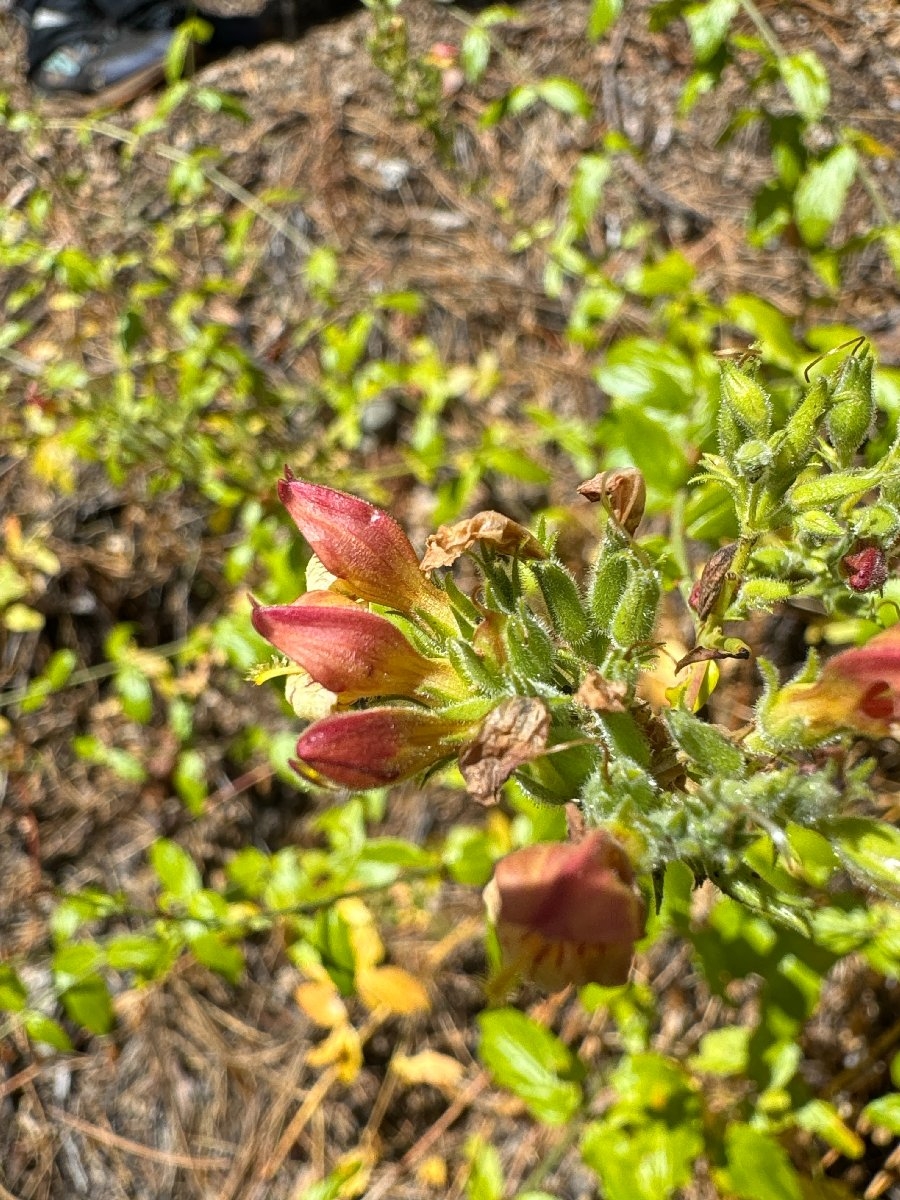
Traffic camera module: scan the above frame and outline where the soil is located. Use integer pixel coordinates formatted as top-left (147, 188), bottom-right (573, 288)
top-left (1, 0), bottom-right (899, 1197)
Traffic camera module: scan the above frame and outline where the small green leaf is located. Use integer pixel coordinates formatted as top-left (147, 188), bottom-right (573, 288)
top-left (724, 1124), bottom-right (803, 1200)
top-left (189, 932), bottom-right (245, 984)
top-left (587, 0), bottom-right (622, 40)
top-left (666, 709), bottom-right (744, 775)
top-left (173, 748), bottom-right (208, 815)
top-left (862, 1094), bottom-right (900, 1135)
top-left (779, 51), bottom-right (830, 121)
top-left (794, 146), bottom-right (858, 247)
top-left (690, 1026), bottom-right (750, 1075)
top-left (60, 975), bottom-right (115, 1035)
top-left (106, 935), bottom-right (171, 976)
top-left (461, 27), bottom-right (491, 83)
top-left (825, 818), bottom-right (900, 894)
top-left (535, 78), bottom-right (592, 118)
top-left (115, 664), bottom-right (154, 724)
top-left (0, 965), bottom-right (28, 1012)
top-left (24, 1012), bottom-right (73, 1051)
top-left (150, 838), bottom-right (202, 902)
top-left (685, 0), bottom-right (739, 64)
top-left (478, 1008), bottom-right (583, 1124)
top-left (466, 1135), bottom-right (504, 1200)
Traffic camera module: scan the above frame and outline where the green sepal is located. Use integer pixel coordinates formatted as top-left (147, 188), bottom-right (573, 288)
top-left (588, 549), bottom-right (629, 633)
top-left (825, 353), bottom-right (874, 464)
top-left (768, 376), bottom-right (827, 490)
top-left (719, 360), bottom-right (772, 439)
top-left (533, 559), bottom-right (591, 646)
top-left (610, 565), bottom-right (660, 648)
top-left (504, 610), bottom-right (559, 687)
top-left (445, 638), bottom-right (505, 694)
top-left (794, 508), bottom-right (845, 542)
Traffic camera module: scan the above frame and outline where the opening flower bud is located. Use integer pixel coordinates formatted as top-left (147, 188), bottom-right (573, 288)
top-left (278, 476), bottom-right (454, 626)
top-left (483, 829), bottom-right (645, 991)
top-left (294, 707), bottom-right (477, 789)
top-left (252, 603), bottom-right (462, 703)
top-left (766, 623), bottom-right (900, 742)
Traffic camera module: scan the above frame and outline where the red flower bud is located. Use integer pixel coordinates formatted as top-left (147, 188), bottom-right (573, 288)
top-left (841, 546), bottom-right (888, 593)
top-left (294, 707), bottom-right (477, 789)
top-left (484, 830), bottom-right (645, 991)
top-left (278, 476), bottom-right (454, 626)
top-left (252, 603), bottom-right (461, 703)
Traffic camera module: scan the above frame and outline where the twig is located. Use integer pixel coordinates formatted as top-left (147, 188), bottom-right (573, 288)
top-left (48, 1106), bottom-right (230, 1170)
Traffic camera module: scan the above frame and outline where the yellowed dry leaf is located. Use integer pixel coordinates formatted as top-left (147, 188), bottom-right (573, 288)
top-left (574, 669), bottom-right (628, 713)
top-left (295, 980), bottom-right (348, 1028)
top-left (337, 897), bottom-right (384, 971)
top-left (391, 1050), bottom-right (464, 1091)
top-left (420, 510), bottom-right (546, 571)
top-left (416, 1155), bottom-right (448, 1189)
top-left (356, 965), bottom-right (430, 1015)
top-left (306, 1024), bottom-right (363, 1084)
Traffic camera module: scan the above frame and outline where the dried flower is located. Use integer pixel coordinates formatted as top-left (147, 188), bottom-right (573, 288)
top-left (483, 829), bottom-right (645, 990)
top-left (278, 474), bottom-right (454, 626)
top-left (294, 707), bottom-right (477, 789)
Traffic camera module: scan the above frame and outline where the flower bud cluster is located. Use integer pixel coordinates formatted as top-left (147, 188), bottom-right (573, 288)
top-left (250, 472), bottom-right (660, 990)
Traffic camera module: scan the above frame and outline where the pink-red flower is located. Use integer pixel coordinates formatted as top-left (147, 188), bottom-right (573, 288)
top-left (483, 830), bottom-right (646, 991)
top-left (293, 707), bottom-right (479, 789)
top-left (767, 622), bottom-right (900, 741)
top-left (251, 602), bottom-right (461, 704)
top-left (278, 473), bottom-right (454, 627)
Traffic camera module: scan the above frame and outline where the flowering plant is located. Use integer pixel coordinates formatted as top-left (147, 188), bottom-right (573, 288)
top-left (248, 347), bottom-right (900, 1196)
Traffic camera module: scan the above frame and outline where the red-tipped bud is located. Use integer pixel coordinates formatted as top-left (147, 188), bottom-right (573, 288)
top-left (278, 478), bottom-right (453, 624)
top-left (294, 707), bottom-right (477, 789)
top-left (252, 603), bottom-right (460, 703)
top-left (484, 830), bottom-right (645, 991)
top-left (767, 623), bottom-right (900, 741)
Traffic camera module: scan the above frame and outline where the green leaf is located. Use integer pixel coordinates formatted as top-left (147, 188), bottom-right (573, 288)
top-left (24, 1012), bottom-right (73, 1051)
top-left (461, 27), bottom-right (491, 83)
top-left (685, 0), bottom-right (739, 64)
top-left (796, 1100), bottom-right (864, 1158)
top-left (150, 838), bottom-right (202, 902)
top-left (535, 78), bottom-right (592, 118)
top-left (587, 0), bottom-right (623, 40)
top-left (173, 748), bottom-right (208, 815)
top-left (582, 1119), bottom-right (701, 1200)
top-left (106, 935), bottom-right (171, 977)
top-left (724, 1125), bottom-right (803, 1200)
top-left (794, 146), bottom-right (858, 247)
top-left (466, 1135), bottom-right (504, 1200)
top-left (478, 1008), bottom-right (583, 1123)
top-left (779, 51), bottom-right (830, 121)
top-left (0, 964), bottom-right (28, 1012)
top-left (861, 1094), bottom-right (900, 1135)
top-left (60, 975), bottom-right (115, 1034)
top-left (825, 818), bottom-right (900, 895)
top-left (189, 931), bottom-right (245, 984)
top-left (666, 709), bottom-right (744, 775)
top-left (690, 1026), bottom-right (750, 1075)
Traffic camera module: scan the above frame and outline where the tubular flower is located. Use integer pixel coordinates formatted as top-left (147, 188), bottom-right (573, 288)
top-left (483, 830), bottom-right (646, 991)
top-left (251, 603), bottom-right (462, 704)
top-left (767, 623), bottom-right (900, 742)
top-left (293, 707), bottom-right (478, 789)
top-left (278, 474), bottom-right (454, 626)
